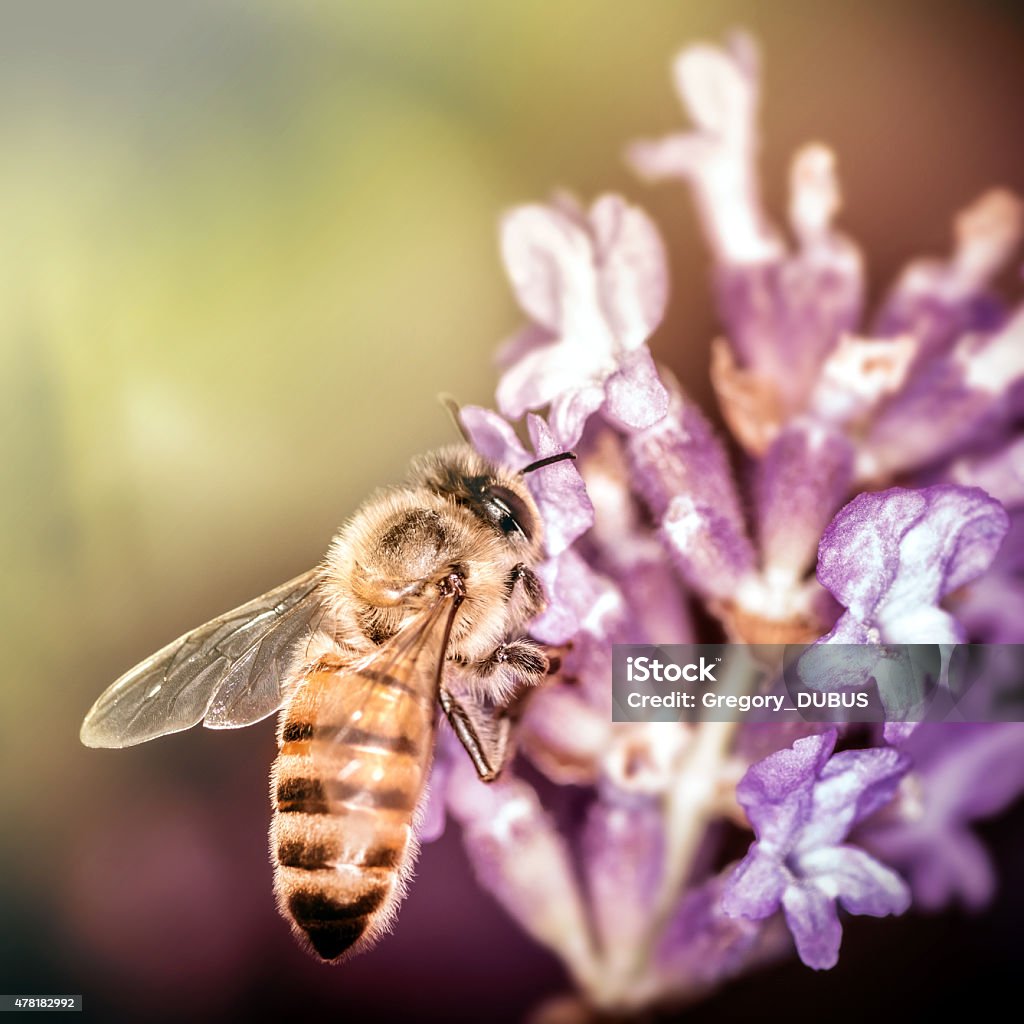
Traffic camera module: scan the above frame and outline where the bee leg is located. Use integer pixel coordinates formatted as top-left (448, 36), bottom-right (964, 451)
top-left (476, 638), bottom-right (549, 683)
top-left (442, 639), bottom-right (548, 779)
top-left (504, 564), bottom-right (544, 616)
top-left (439, 687), bottom-right (512, 782)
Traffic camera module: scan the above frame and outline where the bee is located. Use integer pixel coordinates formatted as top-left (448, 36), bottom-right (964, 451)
top-left (80, 440), bottom-right (575, 961)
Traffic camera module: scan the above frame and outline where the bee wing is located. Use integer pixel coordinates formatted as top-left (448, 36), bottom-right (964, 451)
top-left (81, 570), bottom-right (325, 749)
top-left (307, 589), bottom-right (461, 814)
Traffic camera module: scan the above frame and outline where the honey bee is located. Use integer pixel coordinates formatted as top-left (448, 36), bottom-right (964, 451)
top-left (80, 441), bottom-right (575, 961)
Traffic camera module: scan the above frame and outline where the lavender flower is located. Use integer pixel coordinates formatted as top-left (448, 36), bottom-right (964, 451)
top-left (444, 741), bottom-right (602, 995)
top-left (628, 32), bottom-right (781, 267)
top-left (495, 194), bottom-right (670, 447)
top-left (423, 29), bottom-right (1024, 1017)
top-left (874, 189), bottom-right (1023, 353)
top-left (817, 485), bottom-right (1009, 645)
top-left (858, 724), bottom-right (1024, 909)
top-left (721, 730), bottom-right (910, 969)
top-left (797, 484), bottom-right (1008, 741)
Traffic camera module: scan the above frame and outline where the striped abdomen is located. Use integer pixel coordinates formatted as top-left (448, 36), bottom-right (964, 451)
top-left (270, 659), bottom-right (436, 961)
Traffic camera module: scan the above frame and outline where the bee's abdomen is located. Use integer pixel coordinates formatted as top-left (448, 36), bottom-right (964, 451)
top-left (272, 809), bottom-right (407, 961)
top-left (270, 666), bottom-right (435, 962)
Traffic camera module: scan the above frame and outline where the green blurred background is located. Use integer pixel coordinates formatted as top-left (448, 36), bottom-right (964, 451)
top-left (2, 2), bottom-right (1023, 1020)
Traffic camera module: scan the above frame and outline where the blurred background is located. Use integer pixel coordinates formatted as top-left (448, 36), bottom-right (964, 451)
top-left (2, 1), bottom-right (1023, 1020)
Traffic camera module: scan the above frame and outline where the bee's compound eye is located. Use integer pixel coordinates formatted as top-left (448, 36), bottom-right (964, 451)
top-left (487, 485), bottom-right (535, 543)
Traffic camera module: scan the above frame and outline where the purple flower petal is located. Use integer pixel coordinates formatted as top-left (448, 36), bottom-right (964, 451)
top-left (816, 485), bottom-right (1009, 643)
top-left (714, 145), bottom-right (863, 416)
top-left (633, 50), bottom-right (863, 420)
top-left (933, 724), bottom-right (1024, 819)
top-left (526, 414), bottom-right (594, 555)
top-left (874, 189), bottom-right (1023, 354)
top-left (497, 335), bottom-right (604, 424)
top-left (580, 427), bottom-right (695, 644)
top-left (615, 559), bottom-right (694, 645)
top-left (657, 871), bottom-right (777, 992)
top-left (726, 731), bottom-right (910, 971)
top-left (756, 420), bottom-right (853, 582)
top-left (588, 194), bottom-right (669, 349)
top-left (495, 322), bottom-right (553, 372)
top-left (799, 845), bottom-right (910, 918)
top-left (661, 495), bottom-right (758, 602)
top-left (625, 382), bottom-right (757, 601)
top-left (859, 724), bottom-right (1024, 910)
top-left (626, 380), bottom-right (744, 524)
top-left (713, 255), bottom-right (862, 418)
top-left (528, 560), bottom-right (579, 647)
top-left (519, 682), bottom-right (611, 786)
top-left (808, 333), bottom-right (918, 429)
top-left (602, 347), bottom-right (670, 434)
top-left (627, 33), bottom-right (783, 266)
top-left (780, 883), bottom-right (843, 970)
top-left (460, 405), bottom-right (530, 466)
top-left (801, 746), bottom-right (909, 849)
top-left (910, 829), bottom-right (995, 909)
top-left (795, 642), bottom-right (888, 699)
top-left (946, 436), bottom-right (1024, 509)
top-left (445, 756), bottom-right (598, 986)
top-left (548, 383), bottom-right (606, 450)
top-left (954, 512), bottom-right (1024, 640)
top-left (863, 305), bottom-right (1024, 478)
top-left (735, 730), bottom-right (836, 842)
top-left (529, 550), bottom-right (626, 646)
top-left (496, 193), bottom-right (671, 445)
top-left (956, 570), bottom-right (1024, 641)
top-left (500, 203), bottom-right (597, 334)
top-left (882, 722), bottom-right (919, 746)
top-left (583, 795), bottom-right (664, 975)
top-left (721, 849), bottom-right (788, 920)
top-left (788, 144), bottom-right (840, 247)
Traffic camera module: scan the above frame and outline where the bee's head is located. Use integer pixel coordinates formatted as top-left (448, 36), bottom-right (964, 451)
top-left (409, 444), bottom-right (563, 553)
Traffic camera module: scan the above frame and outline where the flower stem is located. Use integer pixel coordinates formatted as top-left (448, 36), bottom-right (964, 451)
top-left (610, 657), bottom-right (758, 1006)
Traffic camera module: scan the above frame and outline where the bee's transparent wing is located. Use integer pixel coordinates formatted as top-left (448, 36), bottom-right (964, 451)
top-left (81, 570), bottom-right (325, 749)
top-left (305, 590), bottom-right (460, 815)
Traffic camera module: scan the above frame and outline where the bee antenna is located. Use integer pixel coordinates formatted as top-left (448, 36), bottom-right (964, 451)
top-left (519, 452), bottom-right (577, 475)
top-left (438, 393), bottom-right (471, 443)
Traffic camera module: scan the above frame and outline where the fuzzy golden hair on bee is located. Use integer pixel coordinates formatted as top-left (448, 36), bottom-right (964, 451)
top-left (317, 443), bottom-right (548, 692)
top-left (80, 436), bottom-right (571, 963)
